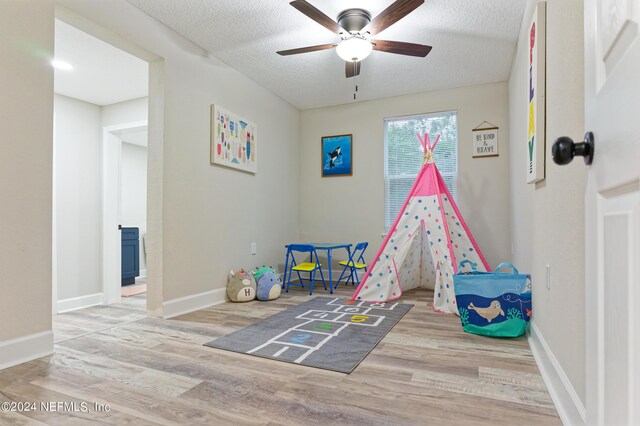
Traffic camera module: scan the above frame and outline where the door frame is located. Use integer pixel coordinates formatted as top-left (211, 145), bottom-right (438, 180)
top-left (102, 121), bottom-right (148, 306)
top-left (54, 6), bottom-right (165, 316)
top-left (52, 112), bottom-right (58, 314)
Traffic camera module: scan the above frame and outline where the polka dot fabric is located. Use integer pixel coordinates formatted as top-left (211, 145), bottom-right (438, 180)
top-left (354, 197), bottom-right (427, 303)
top-left (353, 163), bottom-right (489, 316)
top-left (441, 194), bottom-right (485, 272)
top-left (422, 195), bottom-right (459, 313)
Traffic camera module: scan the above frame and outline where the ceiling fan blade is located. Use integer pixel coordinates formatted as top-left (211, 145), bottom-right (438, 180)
top-left (277, 43), bottom-right (338, 56)
top-left (345, 61), bottom-right (361, 78)
top-left (289, 0), bottom-right (345, 34)
top-left (372, 40), bottom-right (432, 57)
top-left (363, 0), bottom-right (424, 36)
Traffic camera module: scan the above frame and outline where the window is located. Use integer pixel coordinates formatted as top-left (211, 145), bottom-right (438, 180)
top-left (384, 111), bottom-right (458, 230)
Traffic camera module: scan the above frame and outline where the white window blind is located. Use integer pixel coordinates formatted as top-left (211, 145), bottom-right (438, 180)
top-left (384, 111), bottom-right (458, 230)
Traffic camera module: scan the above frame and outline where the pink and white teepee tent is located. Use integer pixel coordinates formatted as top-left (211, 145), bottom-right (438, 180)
top-left (352, 133), bottom-right (490, 314)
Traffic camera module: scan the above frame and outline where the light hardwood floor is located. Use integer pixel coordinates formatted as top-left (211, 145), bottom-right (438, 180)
top-left (1, 287), bottom-right (560, 425)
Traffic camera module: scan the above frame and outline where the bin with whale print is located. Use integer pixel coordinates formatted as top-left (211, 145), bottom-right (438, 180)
top-left (453, 261), bottom-right (532, 337)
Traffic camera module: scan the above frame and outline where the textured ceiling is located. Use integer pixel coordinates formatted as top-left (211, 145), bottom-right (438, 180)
top-left (54, 20), bottom-right (148, 106)
top-left (127, 0), bottom-right (526, 110)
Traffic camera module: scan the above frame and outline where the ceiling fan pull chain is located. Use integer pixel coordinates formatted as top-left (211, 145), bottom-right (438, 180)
top-left (353, 71), bottom-right (358, 100)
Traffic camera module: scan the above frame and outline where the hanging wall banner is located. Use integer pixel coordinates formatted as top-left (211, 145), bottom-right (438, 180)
top-left (472, 126), bottom-right (499, 158)
top-left (526, 2), bottom-right (546, 183)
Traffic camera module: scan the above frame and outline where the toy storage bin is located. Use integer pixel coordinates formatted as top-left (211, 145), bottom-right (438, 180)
top-left (453, 261), bottom-right (532, 337)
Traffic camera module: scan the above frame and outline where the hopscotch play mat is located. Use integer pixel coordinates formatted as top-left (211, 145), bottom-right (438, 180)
top-left (204, 297), bottom-right (412, 373)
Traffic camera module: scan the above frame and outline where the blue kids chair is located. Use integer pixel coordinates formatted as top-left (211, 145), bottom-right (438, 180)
top-left (336, 242), bottom-right (368, 287)
top-left (285, 244), bottom-right (326, 295)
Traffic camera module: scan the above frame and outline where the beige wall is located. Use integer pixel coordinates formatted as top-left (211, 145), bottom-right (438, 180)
top-left (508, 0), bottom-right (586, 403)
top-left (0, 1), bottom-right (54, 341)
top-left (300, 82), bottom-right (511, 271)
top-left (54, 94), bottom-right (103, 301)
top-left (59, 0), bottom-right (301, 302)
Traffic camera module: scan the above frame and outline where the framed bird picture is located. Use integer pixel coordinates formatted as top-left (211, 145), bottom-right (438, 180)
top-left (321, 134), bottom-right (352, 177)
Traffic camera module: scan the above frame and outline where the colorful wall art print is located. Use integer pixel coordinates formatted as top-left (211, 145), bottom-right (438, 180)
top-left (526, 2), bottom-right (546, 183)
top-left (211, 105), bottom-right (257, 174)
top-left (321, 134), bottom-right (353, 177)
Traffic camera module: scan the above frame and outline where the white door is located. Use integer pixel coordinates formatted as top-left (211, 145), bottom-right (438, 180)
top-left (583, 0), bottom-right (640, 424)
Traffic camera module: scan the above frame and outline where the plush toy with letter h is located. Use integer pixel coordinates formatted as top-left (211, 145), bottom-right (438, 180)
top-left (226, 269), bottom-right (256, 302)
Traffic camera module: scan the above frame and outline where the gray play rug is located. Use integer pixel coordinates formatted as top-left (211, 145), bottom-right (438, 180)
top-left (204, 296), bottom-right (412, 373)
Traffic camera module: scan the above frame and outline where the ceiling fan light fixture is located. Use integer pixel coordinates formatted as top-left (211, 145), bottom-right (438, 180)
top-left (336, 36), bottom-right (372, 62)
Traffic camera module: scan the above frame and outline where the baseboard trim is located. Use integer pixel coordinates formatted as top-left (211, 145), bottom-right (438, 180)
top-left (163, 288), bottom-right (226, 319)
top-left (57, 293), bottom-right (104, 313)
top-left (0, 331), bottom-right (53, 371)
top-left (527, 320), bottom-right (586, 425)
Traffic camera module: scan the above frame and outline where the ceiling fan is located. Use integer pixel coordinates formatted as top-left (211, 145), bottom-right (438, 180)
top-left (277, 0), bottom-right (432, 78)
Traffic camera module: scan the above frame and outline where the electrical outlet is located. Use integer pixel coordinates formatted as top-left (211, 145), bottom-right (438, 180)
top-left (545, 265), bottom-right (551, 290)
top-left (251, 242), bottom-right (257, 255)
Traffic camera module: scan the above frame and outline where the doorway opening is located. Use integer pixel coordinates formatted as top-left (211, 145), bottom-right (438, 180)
top-left (52, 13), bottom-right (163, 331)
top-left (103, 121), bottom-right (149, 308)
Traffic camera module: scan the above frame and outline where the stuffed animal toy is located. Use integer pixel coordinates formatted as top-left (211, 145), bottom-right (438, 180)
top-left (226, 269), bottom-right (256, 302)
top-left (252, 266), bottom-right (282, 301)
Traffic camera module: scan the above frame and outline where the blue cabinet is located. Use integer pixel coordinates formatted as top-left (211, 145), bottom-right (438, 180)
top-left (121, 227), bottom-right (140, 286)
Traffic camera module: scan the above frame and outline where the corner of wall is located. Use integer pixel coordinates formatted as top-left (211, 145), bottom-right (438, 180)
top-left (0, 0), bottom-right (54, 349)
top-left (162, 288), bottom-right (227, 319)
top-left (0, 331), bottom-right (54, 371)
top-left (508, 0), bottom-right (587, 417)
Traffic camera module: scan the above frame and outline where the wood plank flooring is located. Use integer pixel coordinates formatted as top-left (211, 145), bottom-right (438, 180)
top-left (0, 287), bottom-right (560, 425)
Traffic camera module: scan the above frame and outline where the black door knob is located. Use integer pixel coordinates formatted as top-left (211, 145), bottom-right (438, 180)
top-left (552, 132), bottom-right (595, 165)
